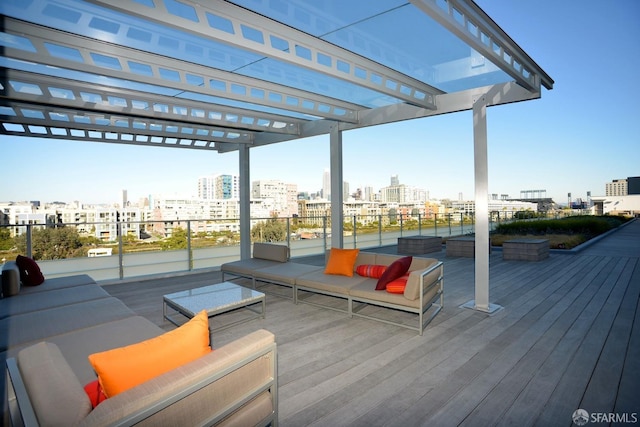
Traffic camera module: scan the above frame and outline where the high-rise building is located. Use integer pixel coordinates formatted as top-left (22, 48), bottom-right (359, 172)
top-left (198, 175), bottom-right (215, 199)
top-left (606, 179), bottom-right (628, 196)
top-left (215, 174), bottom-right (239, 199)
top-left (628, 176), bottom-right (640, 195)
top-left (390, 175), bottom-right (399, 186)
top-left (322, 168), bottom-right (330, 200)
top-left (198, 174), bottom-right (239, 199)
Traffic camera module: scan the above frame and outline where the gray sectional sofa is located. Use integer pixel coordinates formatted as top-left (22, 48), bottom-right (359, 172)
top-left (1, 260), bottom-right (277, 427)
top-left (221, 243), bottom-right (444, 335)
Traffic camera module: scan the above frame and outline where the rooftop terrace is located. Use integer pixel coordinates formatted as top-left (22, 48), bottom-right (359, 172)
top-left (105, 219), bottom-right (640, 426)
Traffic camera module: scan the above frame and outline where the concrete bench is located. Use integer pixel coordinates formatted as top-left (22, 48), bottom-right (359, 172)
top-left (446, 237), bottom-right (491, 258)
top-left (398, 236), bottom-right (442, 255)
top-left (503, 238), bottom-right (549, 261)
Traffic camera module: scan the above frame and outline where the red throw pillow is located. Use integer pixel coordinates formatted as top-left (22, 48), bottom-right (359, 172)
top-left (355, 264), bottom-right (386, 279)
top-left (375, 256), bottom-right (412, 290)
top-left (84, 379), bottom-right (107, 408)
top-left (386, 275), bottom-right (410, 294)
top-left (15, 255), bottom-right (45, 286)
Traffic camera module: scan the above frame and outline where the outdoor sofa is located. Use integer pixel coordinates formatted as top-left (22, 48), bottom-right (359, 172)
top-left (221, 243), bottom-right (444, 335)
top-left (1, 259), bottom-right (277, 427)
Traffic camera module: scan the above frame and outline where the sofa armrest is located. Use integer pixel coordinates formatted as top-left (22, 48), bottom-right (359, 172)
top-left (6, 357), bottom-right (38, 427)
top-left (410, 261), bottom-right (444, 306)
top-left (81, 329), bottom-right (278, 426)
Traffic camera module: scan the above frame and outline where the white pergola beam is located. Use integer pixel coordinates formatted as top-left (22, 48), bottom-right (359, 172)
top-left (2, 18), bottom-right (362, 123)
top-left (1, 69), bottom-right (305, 136)
top-left (410, 0), bottom-right (554, 92)
top-left (90, 0), bottom-right (443, 110)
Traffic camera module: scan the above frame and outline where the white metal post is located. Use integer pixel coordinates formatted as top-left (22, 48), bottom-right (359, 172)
top-left (463, 93), bottom-right (502, 313)
top-left (238, 145), bottom-right (251, 260)
top-left (330, 124), bottom-right (344, 248)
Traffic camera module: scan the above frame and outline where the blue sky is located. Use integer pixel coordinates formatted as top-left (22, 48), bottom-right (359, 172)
top-left (1, 0), bottom-right (638, 206)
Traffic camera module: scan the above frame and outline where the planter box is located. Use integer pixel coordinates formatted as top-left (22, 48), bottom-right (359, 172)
top-left (446, 237), bottom-right (491, 258)
top-left (398, 236), bottom-right (442, 255)
top-left (503, 239), bottom-right (549, 261)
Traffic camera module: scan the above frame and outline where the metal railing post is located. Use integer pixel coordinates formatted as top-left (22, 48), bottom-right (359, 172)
top-left (25, 224), bottom-right (33, 258)
top-left (378, 215), bottom-right (382, 247)
top-left (117, 222), bottom-right (124, 280)
top-left (418, 213), bottom-right (422, 235)
top-left (323, 216), bottom-right (328, 253)
top-left (434, 213), bottom-right (438, 237)
top-left (286, 217), bottom-right (291, 249)
top-left (187, 220), bottom-right (192, 271)
top-left (353, 215), bottom-right (357, 248)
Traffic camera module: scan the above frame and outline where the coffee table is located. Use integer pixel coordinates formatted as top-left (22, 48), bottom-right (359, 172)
top-left (163, 281), bottom-right (266, 331)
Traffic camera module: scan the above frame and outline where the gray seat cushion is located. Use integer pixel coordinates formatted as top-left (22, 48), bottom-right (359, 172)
top-left (0, 297), bottom-right (135, 351)
top-left (0, 283), bottom-right (109, 319)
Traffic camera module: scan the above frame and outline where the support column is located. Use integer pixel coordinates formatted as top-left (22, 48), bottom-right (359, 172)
top-left (329, 124), bottom-right (344, 248)
top-left (238, 144), bottom-right (251, 260)
top-left (463, 93), bottom-right (502, 314)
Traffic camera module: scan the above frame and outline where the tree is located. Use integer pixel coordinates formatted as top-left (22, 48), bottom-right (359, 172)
top-left (251, 215), bottom-right (287, 242)
top-left (160, 227), bottom-right (188, 250)
top-left (15, 226), bottom-right (84, 260)
top-left (0, 228), bottom-right (13, 251)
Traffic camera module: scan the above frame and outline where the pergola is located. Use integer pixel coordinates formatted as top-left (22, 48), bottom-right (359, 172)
top-left (0, 0), bottom-right (553, 313)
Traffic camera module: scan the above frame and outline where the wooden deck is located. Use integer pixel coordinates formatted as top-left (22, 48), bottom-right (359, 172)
top-left (104, 220), bottom-right (640, 426)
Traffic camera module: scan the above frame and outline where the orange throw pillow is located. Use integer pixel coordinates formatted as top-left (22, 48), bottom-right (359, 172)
top-left (386, 274), bottom-right (410, 294)
top-left (324, 248), bottom-right (360, 277)
top-left (88, 310), bottom-right (211, 398)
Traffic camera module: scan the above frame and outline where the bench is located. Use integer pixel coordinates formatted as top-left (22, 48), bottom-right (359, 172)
top-left (446, 237), bottom-right (492, 258)
top-left (503, 238), bottom-right (550, 261)
top-left (398, 236), bottom-right (442, 255)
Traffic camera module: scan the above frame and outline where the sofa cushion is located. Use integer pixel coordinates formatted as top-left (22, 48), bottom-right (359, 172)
top-left (253, 263), bottom-right (323, 285)
top-left (349, 281), bottom-right (421, 309)
top-left (324, 248), bottom-right (360, 277)
top-left (0, 283), bottom-right (109, 319)
top-left (0, 297), bottom-right (136, 352)
top-left (15, 255), bottom-right (45, 286)
top-left (376, 256), bottom-right (412, 290)
top-left (17, 341), bottom-right (92, 426)
top-left (17, 274), bottom-right (96, 295)
top-left (356, 264), bottom-right (386, 279)
top-left (296, 269), bottom-right (368, 295)
top-left (88, 310), bottom-right (211, 397)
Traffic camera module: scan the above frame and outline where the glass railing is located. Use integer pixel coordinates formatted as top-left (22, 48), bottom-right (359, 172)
top-left (0, 210), bottom-right (568, 282)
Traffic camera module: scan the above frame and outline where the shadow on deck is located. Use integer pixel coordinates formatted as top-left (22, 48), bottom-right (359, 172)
top-left (104, 220), bottom-right (640, 426)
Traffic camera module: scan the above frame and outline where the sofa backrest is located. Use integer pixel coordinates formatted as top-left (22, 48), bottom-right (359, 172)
top-left (252, 242), bottom-right (289, 262)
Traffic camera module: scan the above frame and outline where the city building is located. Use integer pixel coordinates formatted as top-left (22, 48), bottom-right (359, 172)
top-left (606, 179), bottom-right (628, 196)
top-left (198, 174), bottom-right (239, 200)
top-left (252, 180), bottom-right (298, 217)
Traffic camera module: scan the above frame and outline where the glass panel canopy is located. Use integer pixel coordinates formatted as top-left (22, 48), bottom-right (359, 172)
top-left (0, 0), bottom-right (552, 149)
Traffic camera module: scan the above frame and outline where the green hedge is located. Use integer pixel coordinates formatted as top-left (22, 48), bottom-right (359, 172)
top-left (493, 215), bottom-right (629, 238)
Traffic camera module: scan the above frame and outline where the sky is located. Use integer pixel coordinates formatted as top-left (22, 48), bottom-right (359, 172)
top-left (1, 0), bottom-right (639, 206)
